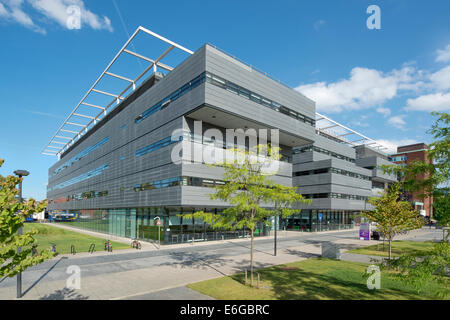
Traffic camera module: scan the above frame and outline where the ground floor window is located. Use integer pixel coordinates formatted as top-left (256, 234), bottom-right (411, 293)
top-left (56, 207), bottom-right (269, 245)
top-left (53, 207), bottom-right (361, 244)
top-left (283, 210), bottom-right (360, 232)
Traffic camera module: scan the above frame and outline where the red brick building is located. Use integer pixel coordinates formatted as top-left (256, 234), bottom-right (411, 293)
top-left (391, 143), bottom-right (433, 218)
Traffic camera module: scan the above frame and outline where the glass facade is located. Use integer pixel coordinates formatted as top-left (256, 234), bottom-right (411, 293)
top-left (58, 207), bottom-right (269, 245)
top-left (55, 206), bottom-right (361, 244)
top-left (282, 210), bottom-right (360, 232)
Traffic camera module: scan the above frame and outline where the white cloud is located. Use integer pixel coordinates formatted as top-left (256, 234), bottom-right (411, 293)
top-left (352, 121), bottom-right (369, 127)
top-left (295, 66), bottom-right (419, 113)
top-left (405, 92), bottom-right (450, 112)
top-left (436, 44), bottom-right (450, 63)
top-left (388, 115), bottom-right (407, 129)
top-left (375, 138), bottom-right (418, 154)
top-left (376, 107), bottom-right (391, 117)
top-left (429, 65), bottom-right (450, 91)
top-left (29, 0), bottom-right (113, 32)
top-left (25, 109), bottom-right (64, 119)
top-left (0, 3), bottom-right (8, 16)
top-left (351, 115), bottom-right (369, 127)
top-left (0, 0), bottom-right (112, 33)
top-left (0, 0), bottom-right (46, 33)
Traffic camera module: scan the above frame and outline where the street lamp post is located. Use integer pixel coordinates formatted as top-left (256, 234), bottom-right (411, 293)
top-left (154, 216), bottom-right (161, 249)
top-left (274, 215), bottom-right (278, 256)
top-left (13, 170), bottom-right (29, 299)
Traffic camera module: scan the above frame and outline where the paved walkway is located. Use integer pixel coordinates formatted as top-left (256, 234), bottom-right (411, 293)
top-left (0, 227), bottom-right (437, 300)
top-left (119, 285), bottom-right (215, 300)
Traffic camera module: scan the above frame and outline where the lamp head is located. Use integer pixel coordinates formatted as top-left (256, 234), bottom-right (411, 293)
top-left (14, 170), bottom-right (30, 177)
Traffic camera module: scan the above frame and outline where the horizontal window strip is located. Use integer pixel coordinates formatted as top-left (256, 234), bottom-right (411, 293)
top-left (133, 176), bottom-right (277, 192)
top-left (293, 145), bottom-right (356, 163)
top-left (134, 71), bottom-right (315, 128)
top-left (132, 176), bottom-right (224, 192)
top-left (294, 167), bottom-right (371, 181)
top-left (50, 164), bottom-right (109, 192)
top-left (135, 136), bottom-right (182, 158)
top-left (135, 72), bottom-right (206, 124)
top-left (205, 72), bottom-right (316, 127)
top-left (303, 193), bottom-right (368, 201)
top-left (51, 136), bottom-right (109, 178)
top-left (182, 131), bottom-right (292, 163)
top-left (50, 190), bottom-right (108, 204)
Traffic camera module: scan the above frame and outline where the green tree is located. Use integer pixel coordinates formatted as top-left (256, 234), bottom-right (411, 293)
top-left (433, 188), bottom-right (450, 240)
top-left (184, 145), bottom-right (310, 286)
top-left (363, 183), bottom-right (425, 261)
top-left (0, 158), bottom-right (54, 280)
top-left (381, 112), bottom-right (449, 200)
top-left (379, 237), bottom-right (450, 298)
top-left (371, 112), bottom-right (449, 297)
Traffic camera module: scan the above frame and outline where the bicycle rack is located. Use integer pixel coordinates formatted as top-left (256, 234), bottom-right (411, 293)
top-left (70, 244), bottom-right (76, 255)
top-left (88, 243), bottom-right (95, 254)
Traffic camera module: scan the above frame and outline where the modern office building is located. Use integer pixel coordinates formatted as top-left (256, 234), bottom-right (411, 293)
top-left (391, 143), bottom-right (433, 218)
top-left (287, 124), bottom-right (397, 231)
top-left (43, 27), bottom-right (397, 244)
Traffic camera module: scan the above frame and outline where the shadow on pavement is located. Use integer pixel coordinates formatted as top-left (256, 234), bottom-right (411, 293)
top-left (161, 251), bottom-right (232, 276)
top-left (39, 287), bottom-right (89, 300)
top-left (283, 249), bottom-right (320, 259)
top-left (225, 240), bottom-right (274, 256)
top-left (22, 256), bottom-right (68, 297)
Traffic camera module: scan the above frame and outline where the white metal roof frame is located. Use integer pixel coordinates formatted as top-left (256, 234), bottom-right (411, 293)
top-left (315, 112), bottom-right (388, 150)
top-left (42, 27), bottom-right (388, 158)
top-left (41, 26), bottom-right (193, 158)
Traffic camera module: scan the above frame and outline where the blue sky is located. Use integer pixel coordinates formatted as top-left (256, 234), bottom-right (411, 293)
top-left (0, 0), bottom-right (449, 200)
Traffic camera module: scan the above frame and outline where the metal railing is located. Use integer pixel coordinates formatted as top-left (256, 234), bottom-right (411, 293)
top-left (168, 230), bottom-right (261, 245)
top-left (286, 223), bottom-right (356, 232)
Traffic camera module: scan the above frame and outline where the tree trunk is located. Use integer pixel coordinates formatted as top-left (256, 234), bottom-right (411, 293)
top-left (388, 238), bottom-right (392, 262)
top-left (250, 227), bottom-right (254, 286)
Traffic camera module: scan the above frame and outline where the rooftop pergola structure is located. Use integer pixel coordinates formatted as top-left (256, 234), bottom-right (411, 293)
top-left (41, 26), bottom-right (193, 158)
top-left (42, 26), bottom-right (388, 158)
top-left (315, 112), bottom-right (388, 151)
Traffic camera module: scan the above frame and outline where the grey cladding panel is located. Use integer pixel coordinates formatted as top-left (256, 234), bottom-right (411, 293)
top-left (204, 45), bottom-right (316, 119)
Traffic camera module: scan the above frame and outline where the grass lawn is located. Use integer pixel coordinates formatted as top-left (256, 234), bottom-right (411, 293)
top-left (187, 258), bottom-right (446, 300)
top-left (63, 220), bottom-right (110, 233)
top-left (23, 223), bottom-right (130, 255)
top-left (346, 240), bottom-right (435, 257)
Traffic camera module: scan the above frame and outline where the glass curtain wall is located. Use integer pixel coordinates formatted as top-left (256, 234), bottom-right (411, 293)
top-left (284, 210), bottom-right (358, 232)
top-left (61, 206), bottom-right (284, 244)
